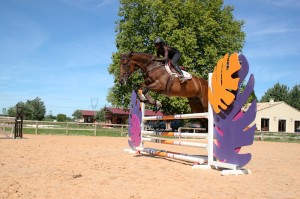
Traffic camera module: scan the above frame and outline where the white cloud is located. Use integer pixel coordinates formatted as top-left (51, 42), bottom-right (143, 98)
top-left (46, 34), bottom-right (116, 70)
top-left (244, 41), bottom-right (300, 58)
top-left (237, 6), bottom-right (300, 58)
top-left (252, 27), bottom-right (299, 36)
top-left (268, 0), bottom-right (300, 8)
top-left (0, 10), bottom-right (49, 57)
top-left (62, 0), bottom-right (115, 10)
top-left (251, 66), bottom-right (292, 83)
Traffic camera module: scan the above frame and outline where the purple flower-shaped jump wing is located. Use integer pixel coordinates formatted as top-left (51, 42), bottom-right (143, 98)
top-left (213, 54), bottom-right (256, 167)
top-left (128, 91), bottom-right (142, 148)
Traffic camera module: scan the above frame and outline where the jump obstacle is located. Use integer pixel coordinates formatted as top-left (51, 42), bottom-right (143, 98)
top-left (126, 53), bottom-right (256, 175)
top-left (0, 105), bottom-right (23, 139)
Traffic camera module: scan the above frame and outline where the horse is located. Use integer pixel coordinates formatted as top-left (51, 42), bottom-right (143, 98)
top-left (119, 52), bottom-right (208, 113)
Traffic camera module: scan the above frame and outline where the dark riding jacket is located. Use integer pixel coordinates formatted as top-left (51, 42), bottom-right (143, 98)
top-left (156, 45), bottom-right (180, 61)
top-left (155, 43), bottom-right (183, 76)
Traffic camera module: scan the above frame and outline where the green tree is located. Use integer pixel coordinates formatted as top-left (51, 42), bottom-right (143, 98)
top-left (107, 0), bottom-right (245, 114)
top-left (57, 114), bottom-right (67, 122)
top-left (5, 97), bottom-right (46, 120)
top-left (12, 98), bottom-right (46, 120)
top-left (95, 107), bottom-right (107, 122)
top-left (45, 111), bottom-right (56, 121)
top-left (287, 84), bottom-right (300, 110)
top-left (1, 108), bottom-right (7, 116)
top-left (260, 83), bottom-right (289, 102)
top-left (29, 97), bottom-right (46, 121)
top-left (72, 110), bottom-right (83, 120)
top-left (7, 106), bottom-right (16, 117)
top-left (240, 81), bottom-right (257, 104)
top-left (23, 100), bottom-right (33, 120)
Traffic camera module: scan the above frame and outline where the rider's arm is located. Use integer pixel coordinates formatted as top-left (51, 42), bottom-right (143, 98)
top-left (154, 57), bottom-right (167, 62)
top-left (163, 45), bottom-right (169, 59)
top-left (154, 46), bottom-right (168, 62)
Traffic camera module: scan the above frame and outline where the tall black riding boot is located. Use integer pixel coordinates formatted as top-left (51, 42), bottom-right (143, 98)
top-left (173, 64), bottom-right (185, 83)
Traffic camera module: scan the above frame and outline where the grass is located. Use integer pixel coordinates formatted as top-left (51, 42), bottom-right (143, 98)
top-left (254, 131), bottom-right (300, 143)
top-left (13, 127), bottom-right (300, 143)
top-left (23, 127), bottom-right (125, 137)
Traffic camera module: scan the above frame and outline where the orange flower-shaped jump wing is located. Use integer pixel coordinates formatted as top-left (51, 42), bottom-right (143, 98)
top-left (208, 53), bottom-right (241, 113)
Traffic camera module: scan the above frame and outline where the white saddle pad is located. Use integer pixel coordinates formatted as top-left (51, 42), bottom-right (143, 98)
top-left (165, 63), bottom-right (192, 80)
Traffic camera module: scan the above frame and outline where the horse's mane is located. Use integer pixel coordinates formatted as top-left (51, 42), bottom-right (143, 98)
top-left (121, 52), bottom-right (154, 60)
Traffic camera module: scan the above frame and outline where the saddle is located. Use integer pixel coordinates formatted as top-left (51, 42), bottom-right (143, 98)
top-left (165, 60), bottom-right (192, 80)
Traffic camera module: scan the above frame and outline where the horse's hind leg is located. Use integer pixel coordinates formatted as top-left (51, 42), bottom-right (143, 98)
top-left (188, 97), bottom-right (205, 113)
top-left (188, 97), bottom-right (208, 131)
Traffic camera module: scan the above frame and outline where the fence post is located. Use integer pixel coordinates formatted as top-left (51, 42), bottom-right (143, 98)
top-left (66, 123), bottom-right (69, 135)
top-left (35, 121), bottom-right (38, 135)
top-left (121, 125), bottom-right (124, 136)
top-left (94, 123), bottom-right (97, 136)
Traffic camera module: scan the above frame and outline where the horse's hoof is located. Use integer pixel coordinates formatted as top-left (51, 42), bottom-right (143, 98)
top-left (137, 94), bottom-right (146, 101)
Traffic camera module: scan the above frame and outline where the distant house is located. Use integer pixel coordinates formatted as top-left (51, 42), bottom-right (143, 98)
top-left (80, 110), bottom-right (97, 123)
top-left (244, 99), bottom-right (300, 133)
top-left (79, 107), bottom-right (163, 124)
top-left (104, 107), bottom-right (163, 124)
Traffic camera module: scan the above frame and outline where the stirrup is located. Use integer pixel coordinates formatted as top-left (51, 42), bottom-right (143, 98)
top-left (179, 75), bottom-right (186, 83)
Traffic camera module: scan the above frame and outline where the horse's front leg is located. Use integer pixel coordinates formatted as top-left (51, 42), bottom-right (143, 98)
top-left (144, 93), bottom-right (162, 108)
top-left (143, 81), bottom-right (163, 108)
top-left (136, 84), bottom-right (148, 102)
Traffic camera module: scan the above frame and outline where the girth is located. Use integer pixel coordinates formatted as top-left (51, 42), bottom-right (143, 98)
top-left (146, 61), bottom-right (175, 95)
top-left (165, 74), bottom-right (175, 95)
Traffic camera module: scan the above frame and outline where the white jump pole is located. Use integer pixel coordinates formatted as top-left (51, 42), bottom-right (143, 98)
top-left (142, 137), bottom-right (208, 148)
top-left (141, 131), bottom-right (208, 138)
top-left (137, 147), bottom-right (207, 164)
top-left (143, 112), bottom-right (208, 121)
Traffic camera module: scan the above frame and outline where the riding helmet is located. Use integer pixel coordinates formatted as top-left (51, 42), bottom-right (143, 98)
top-left (154, 37), bottom-right (164, 45)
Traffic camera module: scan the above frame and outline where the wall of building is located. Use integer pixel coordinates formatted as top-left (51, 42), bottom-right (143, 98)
top-left (256, 102), bottom-right (300, 133)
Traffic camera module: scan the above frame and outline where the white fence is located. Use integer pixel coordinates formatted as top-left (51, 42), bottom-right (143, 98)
top-left (2, 117), bottom-right (300, 140)
top-left (0, 118), bottom-right (128, 137)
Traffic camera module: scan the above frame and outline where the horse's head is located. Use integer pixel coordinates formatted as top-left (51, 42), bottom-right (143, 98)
top-left (119, 52), bottom-right (154, 85)
top-left (119, 53), bottom-right (134, 85)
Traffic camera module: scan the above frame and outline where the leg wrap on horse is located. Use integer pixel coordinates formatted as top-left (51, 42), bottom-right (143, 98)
top-left (145, 93), bottom-right (162, 108)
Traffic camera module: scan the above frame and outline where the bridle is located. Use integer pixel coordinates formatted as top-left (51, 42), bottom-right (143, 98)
top-left (120, 52), bottom-right (157, 84)
top-left (120, 55), bottom-right (132, 84)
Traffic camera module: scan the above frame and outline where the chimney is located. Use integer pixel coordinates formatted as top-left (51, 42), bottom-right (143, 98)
top-left (269, 98), bottom-right (274, 104)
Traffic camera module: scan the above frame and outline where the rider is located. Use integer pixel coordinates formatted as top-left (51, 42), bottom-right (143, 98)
top-left (153, 37), bottom-right (186, 83)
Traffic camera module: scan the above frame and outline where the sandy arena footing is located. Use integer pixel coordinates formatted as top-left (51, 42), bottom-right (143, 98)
top-left (0, 134), bottom-right (299, 199)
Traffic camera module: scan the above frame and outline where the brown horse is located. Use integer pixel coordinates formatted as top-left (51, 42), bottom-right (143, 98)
top-left (119, 52), bottom-right (208, 113)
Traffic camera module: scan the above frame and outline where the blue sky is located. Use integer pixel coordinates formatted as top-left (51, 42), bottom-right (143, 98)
top-left (1, 0), bottom-right (299, 117)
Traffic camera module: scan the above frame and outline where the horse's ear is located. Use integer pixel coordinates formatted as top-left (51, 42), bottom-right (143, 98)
top-left (120, 52), bottom-right (129, 59)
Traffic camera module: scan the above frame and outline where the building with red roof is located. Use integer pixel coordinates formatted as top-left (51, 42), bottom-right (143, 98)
top-left (80, 107), bottom-right (163, 124)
